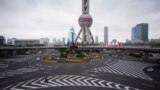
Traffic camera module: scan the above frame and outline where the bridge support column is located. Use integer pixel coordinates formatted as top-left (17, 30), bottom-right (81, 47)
top-left (143, 52), bottom-right (148, 61)
top-left (12, 50), bottom-right (17, 56)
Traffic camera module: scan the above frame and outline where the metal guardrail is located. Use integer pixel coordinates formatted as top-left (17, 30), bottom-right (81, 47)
top-left (0, 46), bottom-right (160, 53)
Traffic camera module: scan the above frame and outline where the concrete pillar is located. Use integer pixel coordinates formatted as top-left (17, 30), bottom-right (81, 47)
top-left (143, 51), bottom-right (148, 61)
top-left (12, 50), bottom-right (17, 56)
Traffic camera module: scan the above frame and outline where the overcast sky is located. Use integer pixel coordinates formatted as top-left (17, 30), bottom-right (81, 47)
top-left (0, 0), bottom-right (160, 42)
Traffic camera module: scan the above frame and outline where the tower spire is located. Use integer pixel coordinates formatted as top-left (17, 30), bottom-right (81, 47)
top-left (82, 0), bottom-right (89, 14)
top-left (75, 0), bottom-right (94, 45)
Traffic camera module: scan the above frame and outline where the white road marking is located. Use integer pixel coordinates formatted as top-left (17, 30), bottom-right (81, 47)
top-left (56, 75), bottom-right (68, 86)
top-left (32, 77), bottom-right (49, 87)
top-left (91, 78), bottom-right (99, 86)
top-left (98, 80), bottom-right (105, 87)
top-left (10, 82), bottom-right (25, 90)
top-left (2, 85), bottom-right (12, 90)
top-left (2, 75), bottom-right (140, 90)
top-left (49, 75), bottom-right (62, 86)
top-left (83, 77), bottom-right (92, 86)
top-left (142, 83), bottom-right (155, 88)
top-left (94, 60), bottom-right (155, 80)
top-left (40, 79), bottom-right (56, 87)
top-left (63, 75), bottom-right (75, 85)
top-left (22, 79), bottom-right (38, 89)
top-left (70, 76), bottom-right (81, 86)
top-left (115, 84), bottom-right (121, 89)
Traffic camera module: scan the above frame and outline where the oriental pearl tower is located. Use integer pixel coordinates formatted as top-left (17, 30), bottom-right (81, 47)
top-left (75, 0), bottom-right (94, 45)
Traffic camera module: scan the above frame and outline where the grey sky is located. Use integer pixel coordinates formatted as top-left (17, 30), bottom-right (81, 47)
top-left (0, 0), bottom-right (160, 42)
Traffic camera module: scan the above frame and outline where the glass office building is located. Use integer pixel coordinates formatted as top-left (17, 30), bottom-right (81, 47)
top-left (131, 23), bottom-right (148, 43)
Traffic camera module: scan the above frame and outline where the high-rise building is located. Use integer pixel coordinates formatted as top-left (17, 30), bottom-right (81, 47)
top-left (0, 36), bottom-right (5, 46)
top-left (40, 37), bottom-right (49, 46)
top-left (53, 38), bottom-right (57, 45)
top-left (68, 27), bottom-right (76, 45)
top-left (95, 36), bottom-right (98, 44)
top-left (7, 38), bottom-right (49, 46)
top-left (52, 38), bottom-right (65, 46)
top-left (57, 39), bottom-right (61, 44)
top-left (112, 39), bottom-right (117, 45)
top-left (104, 26), bottom-right (108, 43)
top-left (14, 39), bottom-right (40, 46)
top-left (137, 23), bottom-right (148, 42)
top-left (131, 23), bottom-right (148, 43)
top-left (7, 38), bottom-right (17, 45)
top-left (131, 27), bottom-right (137, 41)
top-left (62, 37), bottom-right (66, 45)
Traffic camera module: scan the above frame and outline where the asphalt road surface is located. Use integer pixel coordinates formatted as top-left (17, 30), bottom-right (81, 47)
top-left (0, 54), bottom-right (160, 90)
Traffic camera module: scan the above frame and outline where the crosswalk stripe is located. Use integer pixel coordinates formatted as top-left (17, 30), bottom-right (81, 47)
top-left (98, 80), bottom-right (105, 87)
top-left (0, 55), bottom-right (38, 63)
top-left (2, 85), bottom-right (12, 90)
top-left (2, 75), bottom-right (140, 90)
top-left (83, 77), bottom-right (93, 86)
top-left (115, 84), bottom-right (121, 89)
top-left (22, 79), bottom-right (38, 89)
top-left (10, 82), bottom-right (25, 90)
top-left (56, 75), bottom-right (68, 86)
top-left (62, 75), bottom-right (75, 85)
top-left (103, 66), bottom-right (112, 73)
top-left (90, 78), bottom-right (99, 86)
top-left (70, 75), bottom-right (81, 86)
top-left (94, 60), bottom-right (154, 80)
top-left (49, 75), bottom-right (63, 86)
top-left (40, 79), bottom-right (56, 87)
top-left (31, 77), bottom-right (49, 87)
top-left (76, 76), bottom-right (87, 86)
top-left (106, 81), bottom-right (113, 88)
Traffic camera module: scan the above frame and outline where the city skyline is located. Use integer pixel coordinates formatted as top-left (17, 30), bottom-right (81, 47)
top-left (0, 0), bottom-right (160, 42)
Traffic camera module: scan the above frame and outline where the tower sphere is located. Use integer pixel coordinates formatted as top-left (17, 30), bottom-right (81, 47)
top-left (78, 14), bottom-right (93, 27)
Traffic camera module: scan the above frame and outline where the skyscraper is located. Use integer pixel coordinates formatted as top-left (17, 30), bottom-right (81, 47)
top-left (53, 38), bottom-right (57, 45)
top-left (62, 37), bottom-right (66, 45)
top-left (131, 27), bottom-right (137, 41)
top-left (95, 36), bottom-right (98, 44)
top-left (40, 37), bottom-right (49, 46)
top-left (68, 27), bottom-right (76, 45)
top-left (104, 26), bottom-right (108, 43)
top-left (131, 23), bottom-right (148, 43)
top-left (137, 23), bottom-right (148, 42)
top-left (0, 36), bottom-right (5, 46)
